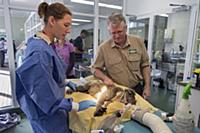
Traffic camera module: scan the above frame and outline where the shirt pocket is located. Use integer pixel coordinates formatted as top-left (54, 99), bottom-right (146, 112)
top-left (127, 54), bottom-right (141, 71)
top-left (107, 57), bottom-right (123, 74)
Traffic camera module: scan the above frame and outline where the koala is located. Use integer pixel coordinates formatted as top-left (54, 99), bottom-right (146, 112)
top-left (76, 80), bottom-right (137, 117)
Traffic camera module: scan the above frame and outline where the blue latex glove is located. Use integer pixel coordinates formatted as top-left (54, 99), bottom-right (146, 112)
top-left (58, 98), bottom-right (73, 112)
top-left (78, 100), bottom-right (96, 111)
top-left (65, 81), bottom-right (77, 91)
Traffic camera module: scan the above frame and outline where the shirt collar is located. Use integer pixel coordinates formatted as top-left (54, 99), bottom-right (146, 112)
top-left (111, 36), bottom-right (130, 49)
top-left (35, 31), bottom-right (52, 45)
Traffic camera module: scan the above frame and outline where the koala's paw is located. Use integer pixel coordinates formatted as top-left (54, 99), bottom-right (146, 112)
top-left (94, 107), bottom-right (107, 117)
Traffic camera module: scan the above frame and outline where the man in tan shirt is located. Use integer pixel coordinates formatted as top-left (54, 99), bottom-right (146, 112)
top-left (92, 13), bottom-right (151, 99)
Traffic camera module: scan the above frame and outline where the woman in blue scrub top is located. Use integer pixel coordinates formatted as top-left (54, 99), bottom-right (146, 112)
top-left (15, 2), bottom-right (95, 133)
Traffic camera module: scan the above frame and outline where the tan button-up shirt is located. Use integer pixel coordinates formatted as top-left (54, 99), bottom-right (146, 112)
top-left (92, 35), bottom-right (149, 88)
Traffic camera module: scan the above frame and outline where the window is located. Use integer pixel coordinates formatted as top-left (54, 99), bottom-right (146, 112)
top-left (0, 9), bottom-right (12, 108)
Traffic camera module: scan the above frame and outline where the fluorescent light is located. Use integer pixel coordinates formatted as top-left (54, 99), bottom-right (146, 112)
top-left (71, 0), bottom-right (122, 10)
top-left (99, 3), bottom-right (122, 10)
top-left (72, 18), bottom-right (91, 22)
top-left (71, 0), bottom-right (93, 5)
top-left (159, 14), bottom-right (168, 17)
top-left (72, 23), bottom-right (80, 26)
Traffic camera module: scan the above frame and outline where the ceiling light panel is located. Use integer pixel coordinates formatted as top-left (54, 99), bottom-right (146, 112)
top-left (159, 14), bottom-right (169, 17)
top-left (99, 3), bottom-right (122, 10)
top-left (71, 0), bottom-right (122, 10)
top-left (72, 18), bottom-right (91, 22)
top-left (71, 0), bottom-right (93, 5)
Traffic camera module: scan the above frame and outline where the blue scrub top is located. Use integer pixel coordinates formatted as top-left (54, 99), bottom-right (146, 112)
top-left (16, 35), bottom-right (72, 133)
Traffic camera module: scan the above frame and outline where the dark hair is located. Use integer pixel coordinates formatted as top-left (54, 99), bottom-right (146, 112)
top-left (38, 2), bottom-right (72, 24)
top-left (0, 38), bottom-right (5, 41)
top-left (69, 39), bottom-right (74, 44)
top-left (108, 13), bottom-right (126, 25)
top-left (81, 29), bottom-right (88, 36)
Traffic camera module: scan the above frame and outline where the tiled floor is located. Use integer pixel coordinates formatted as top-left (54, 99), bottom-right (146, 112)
top-left (2, 86), bottom-right (176, 133)
top-left (2, 115), bottom-right (32, 133)
top-left (148, 86), bottom-right (176, 114)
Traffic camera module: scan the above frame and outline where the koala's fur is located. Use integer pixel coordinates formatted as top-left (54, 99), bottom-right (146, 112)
top-left (76, 80), bottom-right (136, 116)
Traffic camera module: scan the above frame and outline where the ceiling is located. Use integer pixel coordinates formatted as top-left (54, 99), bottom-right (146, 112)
top-left (0, 0), bottom-right (123, 26)
top-left (64, 0), bottom-right (122, 15)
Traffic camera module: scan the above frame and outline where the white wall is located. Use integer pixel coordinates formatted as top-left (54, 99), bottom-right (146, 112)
top-left (99, 19), bottom-right (110, 42)
top-left (0, 16), bottom-right (26, 46)
top-left (11, 17), bottom-right (26, 46)
top-left (0, 15), bottom-right (5, 37)
top-left (126, 0), bottom-right (195, 17)
top-left (165, 11), bottom-right (190, 52)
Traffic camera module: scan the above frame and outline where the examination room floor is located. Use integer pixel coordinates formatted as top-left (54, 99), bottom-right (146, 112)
top-left (2, 86), bottom-right (176, 133)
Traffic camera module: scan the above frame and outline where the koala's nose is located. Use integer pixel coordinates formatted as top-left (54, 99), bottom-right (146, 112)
top-left (124, 102), bottom-right (128, 105)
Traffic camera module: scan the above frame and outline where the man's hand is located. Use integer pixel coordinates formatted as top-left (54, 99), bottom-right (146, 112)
top-left (142, 86), bottom-right (151, 99)
top-left (93, 68), bottom-right (114, 86)
top-left (103, 76), bottom-right (114, 86)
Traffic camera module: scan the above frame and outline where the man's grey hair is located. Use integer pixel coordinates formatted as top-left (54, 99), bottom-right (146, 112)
top-left (107, 13), bottom-right (126, 25)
